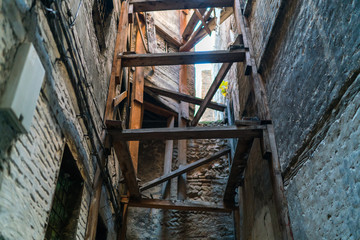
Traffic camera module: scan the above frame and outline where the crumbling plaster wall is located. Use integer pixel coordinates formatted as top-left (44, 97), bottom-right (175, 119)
top-left (0, 0), bottom-right (120, 239)
top-left (247, 0), bottom-right (360, 238)
top-left (127, 123), bottom-right (234, 239)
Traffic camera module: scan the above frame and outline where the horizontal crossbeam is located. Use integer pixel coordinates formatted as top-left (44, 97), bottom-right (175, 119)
top-left (145, 85), bottom-right (226, 111)
top-left (130, 0), bottom-right (234, 12)
top-left (107, 124), bottom-right (265, 141)
top-left (119, 49), bottom-right (245, 67)
top-left (140, 148), bottom-right (230, 191)
top-left (122, 198), bottom-right (235, 213)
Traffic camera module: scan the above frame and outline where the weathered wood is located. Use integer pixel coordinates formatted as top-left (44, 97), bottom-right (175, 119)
top-left (124, 198), bottom-right (235, 213)
top-left (119, 202), bottom-right (129, 240)
top-left (104, 0), bottom-right (129, 121)
top-left (267, 125), bottom-right (293, 240)
top-left (108, 125), bottom-right (265, 141)
top-left (143, 101), bottom-right (178, 118)
top-left (120, 49), bottom-right (245, 67)
top-left (84, 168), bottom-right (102, 240)
top-left (234, 119), bottom-right (272, 126)
top-left (223, 138), bottom-right (254, 203)
top-left (146, 85), bottom-right (226, 111)
top-left (130, 0), bottom-right (234, 12)
top-left (195, 9), bottom-right (211, 35)
top-left (155, 25), bottom-right (181, 48)
top-left (141, 148), bottom-right (230, 191)
top-left (113, 91), bottom-right (128, 108)
top-left (180, 7), bottom-right (233, 52)
top-left (106, 120), bottom-right (141, 198)
top-left (182, 9), bottom-right (206, 41)
top-left (191, 62), bottom-right (233, 126)
top-left (161, 116), bottom-right (175, 199)
top-left (135, 13), bottom-right (148, 53)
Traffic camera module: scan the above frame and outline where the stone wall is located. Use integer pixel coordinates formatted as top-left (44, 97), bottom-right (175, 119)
top-left (127, 123), bottom-right (235, 239)
top-left (0, 0), bottom-right (120, 239)
top-left (247, 0), bottom-right (360, 238)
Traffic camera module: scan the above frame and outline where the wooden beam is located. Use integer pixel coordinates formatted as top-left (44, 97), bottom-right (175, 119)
top-left (161, 116), bottom-right (175, 199)
top-left (130, 0), bottom-right (234, 12)
top-left (124, 198), bottom-right (235, 213)
top-left (182, 9), bottom-right (206, 41)
top-left (106, 120), bottom-right (141, 198)
top-left (223, 139), bottom-right (254, 203)
top-left (120, 49), bottom-right (245, 67)
top-left (146, 85), bottom-right (226, 111)
top-left (104, 0), bottom-right (129, 121)
top-left (191, 62), bottom-right (233, 126)
top-left (180, 7), bottom-right (233, 52)
top-left (108, 125), bottom-right (265, 141)
top-left (113, 91), bottom-right (128, 108)
top-left (141, 148), bottom-right (230, 191)
top-left (143, 101), bottom-right (178, 118)
top-left (195, 9), bottom-right (211, 35)
top-left (155, 24), bottom-right (182, 47)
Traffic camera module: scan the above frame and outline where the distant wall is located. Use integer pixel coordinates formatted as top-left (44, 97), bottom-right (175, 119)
top-left (247, 0), bottom-right (360, 238)
top-left (127, 123), bottom-right (234, 239)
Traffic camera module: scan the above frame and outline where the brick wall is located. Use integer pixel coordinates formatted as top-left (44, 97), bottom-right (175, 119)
top-left (0, 0), bottom-right (120, 239)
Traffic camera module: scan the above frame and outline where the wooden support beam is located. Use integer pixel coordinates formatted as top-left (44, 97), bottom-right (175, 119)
top-left (113, 91), bottom-right (128, 108)
top-left (104, 0), bottom-right (129, 121)
top-left (155, 24), bottom-right (182, 47)
top-left (135, 13), bottom-right (149, 53)
top-left (130, 0), bottom-right (234, 12)
top-left (223, 139), bottom-right (254, 203)
top-left (195, 9), bottom-right (211, 35)
top-left (106, 120), bottom-right (141, 198)
top-left (108, 125), bottom-right (265, 141)
top-left (182, 9), bottom-right (206, 41)
top-left (143, 101), bottom-right (178, 118)
top-left (141, 148), bottom-right (230, 191)
top-left (180, 7), bottom-right (233, 52)
top-left (146, 85), bottom-right (226, 111)
top-left (123, 198), bottom-right (235, 213)
top-left (120, 49), bottom-right (245, 67)
top-left (191, 62), bottom-right (233, 126)
top-left (161, 116), bottom-right (175, 199)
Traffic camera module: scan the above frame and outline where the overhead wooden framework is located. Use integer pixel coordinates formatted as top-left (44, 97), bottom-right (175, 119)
top-left (99, 1), bottom-right (293, 239)
top-left (120, 49), bottom-right (245, 67)
top-left (130, 0), bottom-right (234, 12)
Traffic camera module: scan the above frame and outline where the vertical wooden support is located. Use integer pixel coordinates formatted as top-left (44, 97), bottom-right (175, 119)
top-left (161, 116), bottom-right (175, 199)
top-left (119, 202), bottom-right (129, 240)
top-left (128, 17), bottom-right (146, 173)
top-left (85, 168), bottom-right (102, 240)
top-left (177, 9), bottom-right (189, 200)
top-left (233, 1), bottom-right (292, 239)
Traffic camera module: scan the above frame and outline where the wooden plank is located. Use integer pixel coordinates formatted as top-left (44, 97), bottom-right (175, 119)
top-left (267, 125), bottom-right (293, 240)
top-left (124, 198), bottom-right (235, 213)
top-left (161, 116), bottom-right (175, 199)
top-left (135, 13), bottom-right (149, 53)
top-left (146, 85), bottom-right (226, 111)
top-left (155, 24), bottom-right (182, 47)
top-left (104, 0), bottom-right (129, 121)
top-left (182, 9), bottom-right (206, 41)
top-left (195, 9), bottom-right (211, 35)
top-left (180, 7), bottom-right (233, 52)
top-left (130, 0), bottom-right (234, 12)
top-left (120, 49), bottom-right (245, 67)
top-left (141, 148), bottom-right (230, 191)
top-left (119, 202), bottom-right (129, 240)
top-left (113, 91), bottom-right (128, 108)
top-left (143, 101), bottom-right (178, 118)
top-left (106, 120), bottom-right (141, 198)
top-left (191, 62), bottom-right (233, 126)
top-left (108, 125), bottom-right (265, 141)
top-left (223, 138), bottom-right (254, 203)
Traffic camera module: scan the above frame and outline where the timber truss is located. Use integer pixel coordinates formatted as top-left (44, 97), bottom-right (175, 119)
top-left (101, 1), bottom-right (292, 239)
